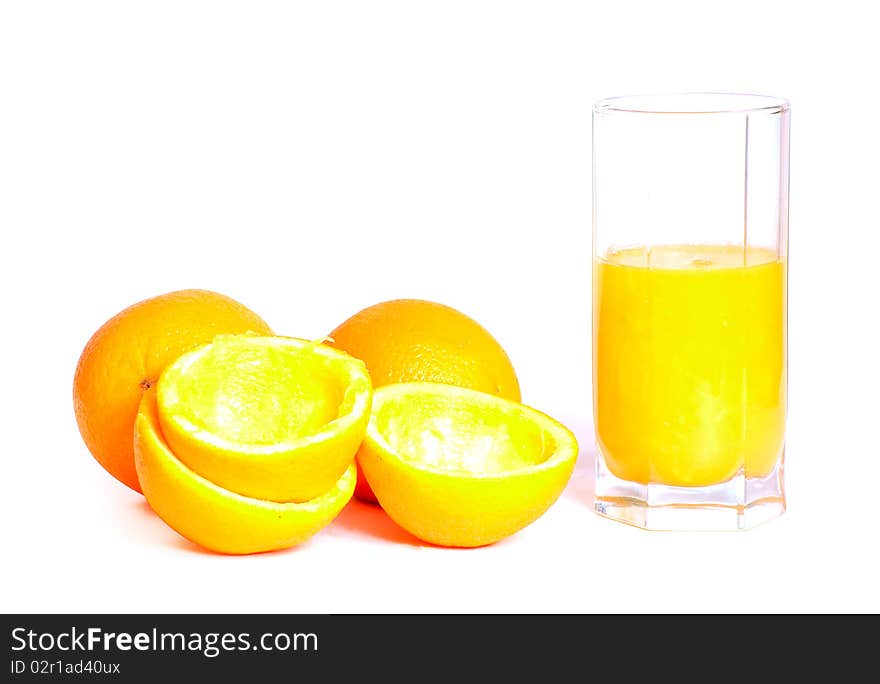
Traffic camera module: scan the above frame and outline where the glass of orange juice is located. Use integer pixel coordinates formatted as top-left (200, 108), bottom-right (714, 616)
top-left (592, 93), bottom-right (789, 530)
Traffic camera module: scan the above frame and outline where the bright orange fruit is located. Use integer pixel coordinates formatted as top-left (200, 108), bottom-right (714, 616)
top-left (328, 299), bottom-right (521, 502)
top-left (73, 289), bottom-right (272, 492)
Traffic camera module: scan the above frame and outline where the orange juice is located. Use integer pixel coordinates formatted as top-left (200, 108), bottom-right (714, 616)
top-left (594, 244), bottom-right (786, 487)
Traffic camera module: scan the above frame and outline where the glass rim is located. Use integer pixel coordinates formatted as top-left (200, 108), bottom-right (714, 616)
top-left (594, 92), bottom-right (790, 115)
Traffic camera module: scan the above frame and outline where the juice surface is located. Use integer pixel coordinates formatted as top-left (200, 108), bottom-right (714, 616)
top-left (593, 244), bottom-right (786, 487)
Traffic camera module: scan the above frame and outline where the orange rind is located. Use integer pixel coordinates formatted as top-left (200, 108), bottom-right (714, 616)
top-left (357, 382), bottom-right (578, 547)
top-left (156, 335), bottom-right (372, 503)
top-left (135, 391), bottom-right (356, 555)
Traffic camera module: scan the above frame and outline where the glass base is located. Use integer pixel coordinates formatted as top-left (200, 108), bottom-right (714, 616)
top-left (594, 450), bottom-right (785, 531)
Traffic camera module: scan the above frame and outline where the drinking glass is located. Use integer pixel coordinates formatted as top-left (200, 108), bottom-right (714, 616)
top-left (592, 93), bottom-right (789, 530)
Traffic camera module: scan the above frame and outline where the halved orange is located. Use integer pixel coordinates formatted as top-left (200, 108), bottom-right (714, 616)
top-left (134, 391), bottom-right (356, 554)
top-left (356, 382), bottom-right (578, 547)
top-left (155, 334), bottom-right (372, 503)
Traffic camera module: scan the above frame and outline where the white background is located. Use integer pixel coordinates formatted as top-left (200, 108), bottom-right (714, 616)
top-left (2, 1), bottom-right (878, 614)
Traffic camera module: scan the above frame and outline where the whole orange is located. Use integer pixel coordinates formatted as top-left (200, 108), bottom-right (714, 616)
top-left (73, 289), bottom-right (272, 492)
top-left (328, 298), bottom-right (521, 502)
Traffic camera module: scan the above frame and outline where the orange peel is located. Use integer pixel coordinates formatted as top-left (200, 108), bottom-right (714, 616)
top-left (357, 382), bottom-right (578, 547)
top-left (134, 391), bottom-right (356, 555)
top-left (156, 335), bottom-right (371, 503)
